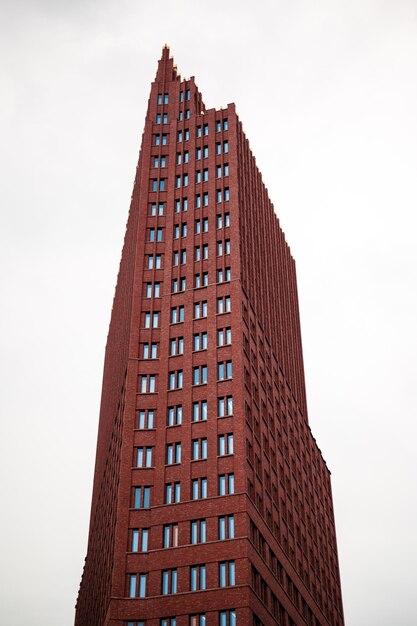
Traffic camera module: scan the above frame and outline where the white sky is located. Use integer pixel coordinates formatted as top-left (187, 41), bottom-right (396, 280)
top-left (1, 1), bottom-right (416, 625)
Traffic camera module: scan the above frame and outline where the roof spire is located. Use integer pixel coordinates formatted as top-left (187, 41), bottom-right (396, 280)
top-left (155, 45), bottom-right (179, 83)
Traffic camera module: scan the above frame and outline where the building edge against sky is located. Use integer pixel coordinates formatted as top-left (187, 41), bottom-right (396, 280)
top-left (75, 46), bottom-right (344, 626)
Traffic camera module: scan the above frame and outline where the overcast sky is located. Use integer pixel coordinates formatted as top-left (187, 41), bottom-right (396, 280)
top-left (1, 1), bottom-right (416, 625)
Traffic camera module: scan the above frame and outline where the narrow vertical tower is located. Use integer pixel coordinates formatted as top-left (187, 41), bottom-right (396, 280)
top-left (75, 47), bottom-right (344, 626)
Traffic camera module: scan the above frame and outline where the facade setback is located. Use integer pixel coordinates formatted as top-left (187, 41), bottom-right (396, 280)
top-left (75, 46), bottom-right (344, 626)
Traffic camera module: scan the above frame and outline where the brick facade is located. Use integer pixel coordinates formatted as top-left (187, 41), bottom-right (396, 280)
top-left (75, 47), bottom-right (344, 626)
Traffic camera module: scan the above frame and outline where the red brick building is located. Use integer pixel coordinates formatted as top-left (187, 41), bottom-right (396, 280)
top-left (75, 47), bottom-right (344, 626)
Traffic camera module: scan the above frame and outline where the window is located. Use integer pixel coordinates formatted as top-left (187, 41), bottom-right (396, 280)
top-left (142, 529), bottom-right (149, 552)
top-left (162, 569), bottom-right (177, 595)
top-left (166, 443), bottom-right (181, 465)
top-left (219, 561), bottom-right (235, 587)
top-left (190, 616), bottom-right (206, 626)
top-left (217, 327), bottom-right (231, 346)
top-left (143, 342), bottom-right (158, 359)
top-left (218, 396), bottom-right (233, 417)
top-left (155, 134), bottom-right (161, 145)
top-left (152, 179), bottom-right (165, 191)
top-left (190, 564), bottom-right (206, 591)
top-left (186, 109), bottom-right (190, 119)
top-left (128, 573), bottom-right (147, 598)
top-left (217, 296), bottom-right (231, 314)
top-left (140, 375), bottom-right (156, 393)
top-left (203, 145), bottom-right (209, 158)
top-left (157, 94), bottom-right (163, 104)
top-left (195, 219), bottom-right (201, 234)
top-left (223, 141), bottom-right (229, 153)
top-left (162, 134), bottom-right (167, 145)
top-left (217, 268), bottom-right (231, 283)
top-left (219, 515), bottom-right (235, 540)
top-left (218, 361), bottom-right (233, 380)
top-left (147, 254), bottom-right (162, 269)
top-left (192, 400), bottom-right (208, 422)
top-left (191, 519), bottom-right (206, 544)
top-left (170, 336), bottom-right (184, 356)
top-left (177, 131), bottom-right (182, 143)
top-left (161, 619), bottom-right (176, 626)
top-left (197, 125), bottom-right (202, 138)
top-left (194, 272), bottom-right (208, 288)
top-left (171, 305), bottom-right (185, 324)
top-left (218, 434), bottom-right (234, 456)
top-left (196, 170), bottom-right (202, 184)
top-left (145, 282), bottom-right (161, 297)
top-left (219, 473), bottom-right (235, 495)
top-left (164, 93), bottom-right (169, 104)
top-left (133, 486), bottom-right (151, 509)
top-left (136, 446), bottom-right (153, 468)
top-left (195, 194), bottom-right (201, 209)
top-left (175, 222), bottom-right (188, 237)
top-left (156, 114), bottom-right (161, 124)
top-left (193, 332), bottom-right (208, 351)
top-left (194, 300), bottom-right (207, 318)
top-left (131, 528), bottom-right (149, 552)
top-left (168, 370), bottom-right (183, 390)
top-left (153, 156), bottom-right (159, 168)
top-left (217, 240), bottom-right (230, 256)
top-left (172, 277), bottom-right (186, 293)
top-left (203, 168), bottom-right (209, 182)
top-left (184, 151), bottom-right (189, 163)
top-left (219, 610), bottom-right (236, 626)
top-left (223, 119), bottom-right (228, 130)
top-left (144, 312), bottom-right (159, 328)
top-left (192, 438), bottom-right (208, 460)
top-left (148, 226), bottom-right (162, 242)
top-left (224, 187), bottom-right (230, 201)
top-left (174, 198), bottom-right (188, 213)
top-left (138, 409), bottom-right (155, 429)
top-left (217, 213), bottom-right (230, 229)
top-left (195, 244), bottom-right (208, 261)
top-left (186, 89), bottom-right (190, 100)
top-left (163, 523), bottom-right (179, 548)
top-left (150, 202), bottom-right (164, 216)
top-left (196, 147), bottom-right (202, 160)
top-left (193, 365), bottom-right (208, 385)
top-left (165, 482), bottom-right (181, 504)
top-left (192, 477), bottom-right (207, 500)
top-left (216, 164), bottom-right (229, 178)
top-left (216, 142), bottom-right (221, 155)
top-left (202, 217), bottom-right (208, 231)
top-left (184, 129), bottom-right (190, 141)
top-left (180, 91), bottom-right (184, 102)
top-left (163, 113), bottom-right (168, 124)
top-left (203, 192), bottom-right (209, 206)
top-left (167, 405), bottom-right (182, 426)
top-left (203, 123), bottom-right (209, 136)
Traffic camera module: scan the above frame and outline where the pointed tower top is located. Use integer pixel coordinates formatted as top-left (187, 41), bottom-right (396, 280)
top-left (155, 45), bottom-right (180, 83)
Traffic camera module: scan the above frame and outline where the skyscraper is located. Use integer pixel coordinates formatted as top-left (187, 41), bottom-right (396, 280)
top-left (75, 46), bottom-right (344, 626)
